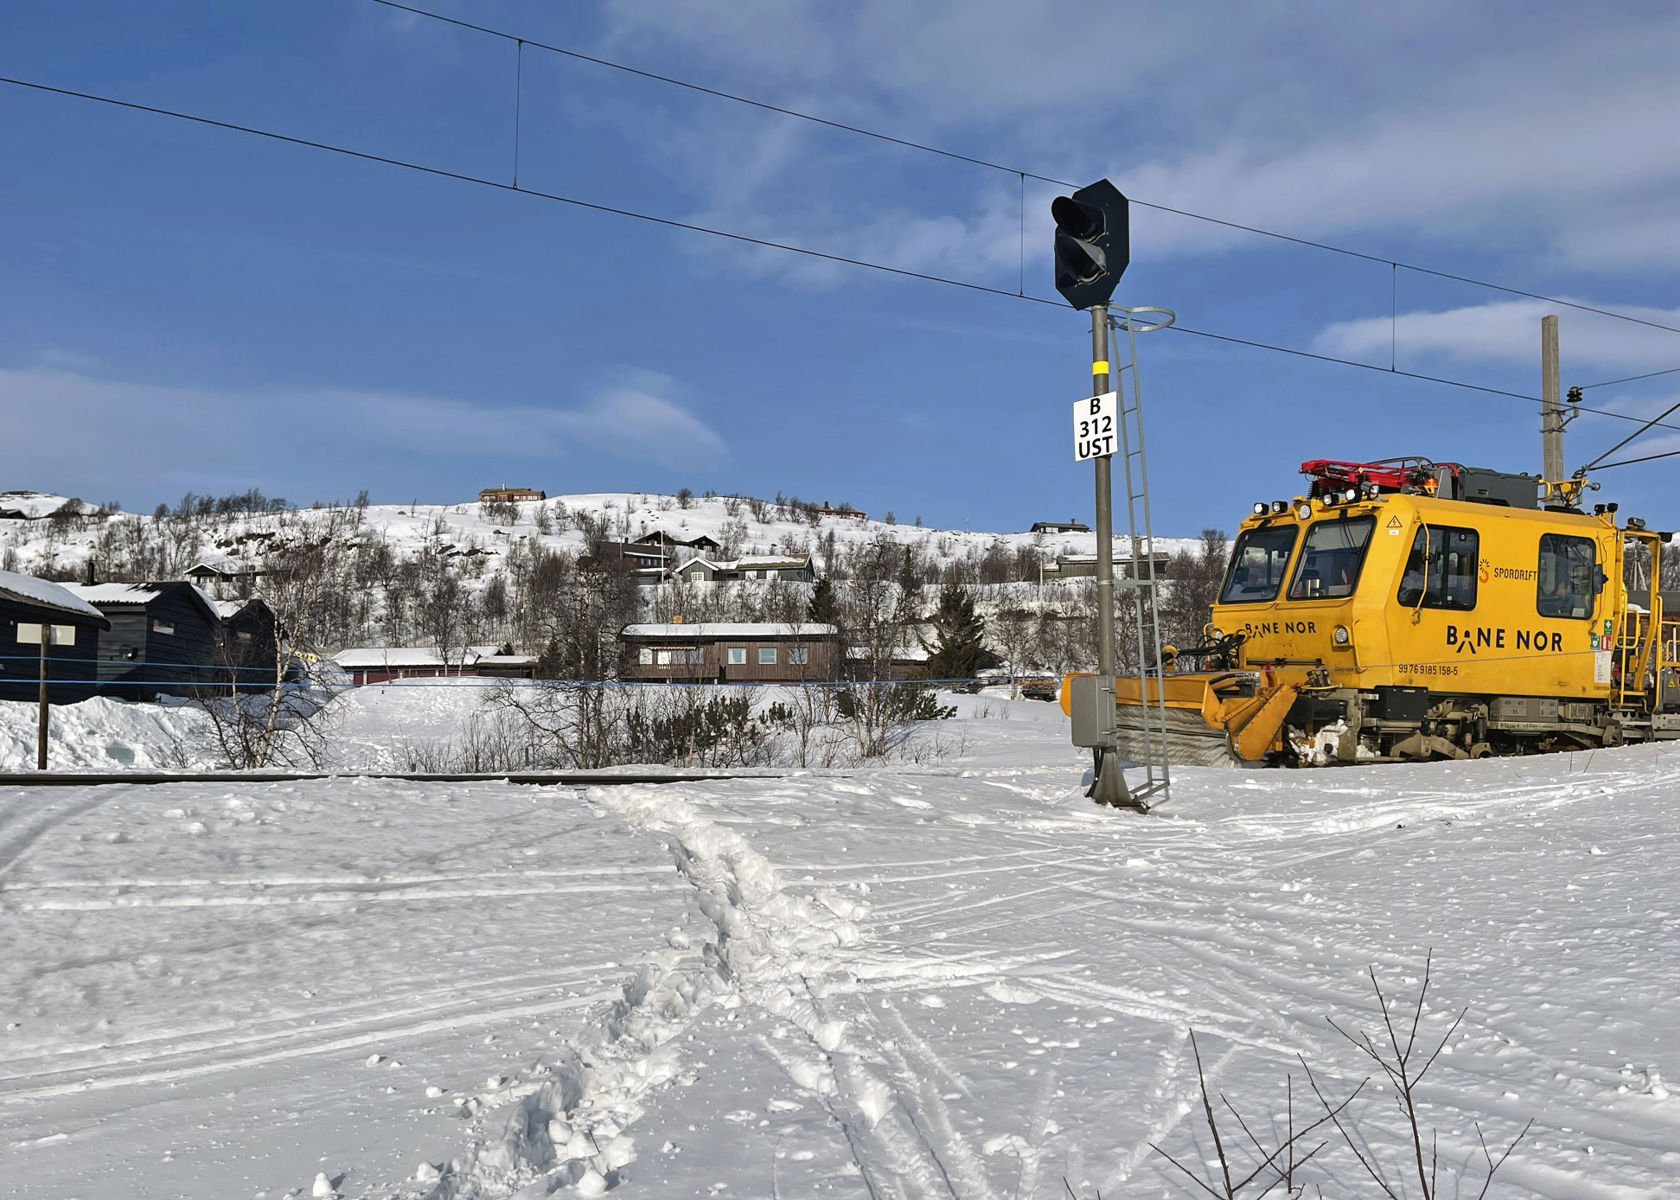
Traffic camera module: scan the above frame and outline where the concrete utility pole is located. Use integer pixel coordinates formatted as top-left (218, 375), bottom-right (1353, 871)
top-left (1541, 314), bottom-right (1563, 498)
top-left (1088, 303), bottom-right (1134, 809)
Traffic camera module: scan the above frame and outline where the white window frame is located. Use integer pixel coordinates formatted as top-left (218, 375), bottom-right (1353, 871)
top-left (758, 647), bottom-right (778, 665)
top-left (727, 647), bottom-right (747, 665)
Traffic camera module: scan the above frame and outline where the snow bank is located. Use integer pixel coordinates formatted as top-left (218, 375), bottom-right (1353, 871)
top-left (0, 695), bottom-right (221, 770)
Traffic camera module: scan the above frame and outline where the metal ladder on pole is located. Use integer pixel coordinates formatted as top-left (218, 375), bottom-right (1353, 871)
top-left (1108, 306), bottom-right (1175, 807)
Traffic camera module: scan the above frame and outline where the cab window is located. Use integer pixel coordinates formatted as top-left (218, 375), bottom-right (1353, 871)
top-left (1537, 534), bottom-right (1595, 619)
top-left (1287, 516), bottom-right (1375, 600)
top-left (1219, 525), bottom-right (1298, 604)
top-left (1397, 526), bottom-right (1479, 610)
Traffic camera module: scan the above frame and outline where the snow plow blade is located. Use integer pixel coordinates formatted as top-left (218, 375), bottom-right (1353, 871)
top-left (1061, 670), bottom-right (1301, 767)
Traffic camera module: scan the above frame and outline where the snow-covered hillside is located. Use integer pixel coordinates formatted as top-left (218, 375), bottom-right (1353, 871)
top-left (0, 684), bottom-right (1675, 1199)
top-left (0, 490), bottom-right (1199, 585)
top-left (1, 489), bottom-right (1207, 675)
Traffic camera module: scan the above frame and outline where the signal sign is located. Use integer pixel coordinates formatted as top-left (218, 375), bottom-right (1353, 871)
top-left (1074, 391), bottom-right (1118, 461)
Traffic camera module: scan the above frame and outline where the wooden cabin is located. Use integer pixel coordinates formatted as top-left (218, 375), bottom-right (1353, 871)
top-left (479, 486), bottom-right (546, 503)
top-left (0, 570), bottom-right (110, 703)
top-left (62, 581), bottom-right (222, 701)
top-left (209, 597), bottom-right (280, 692)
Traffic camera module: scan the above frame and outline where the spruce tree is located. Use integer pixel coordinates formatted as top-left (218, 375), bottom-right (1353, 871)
top-left (920, 583), bottom-right (992, 681)
top-left (807, 577), bottom-right (839, 625)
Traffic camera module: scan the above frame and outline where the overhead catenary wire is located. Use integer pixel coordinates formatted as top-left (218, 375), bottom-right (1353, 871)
top-left (367, 0), bottom-right (1680, 341)
top-left (3, 72), bottom-right (1679, 440)
top-left (1580, 398), bottom-right (1680, 472)
top-left (1592, 446), bottom-right (1680, 472)
top-left (1578, 365), bottom-right (1680, 390)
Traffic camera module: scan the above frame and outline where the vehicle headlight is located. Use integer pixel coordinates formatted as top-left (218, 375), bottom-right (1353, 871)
top-left (1332, 624), bottom-right (1350, 645)
top-left (1270, 500), bottom-right (1288, 514)
top-left (1253, 501), bottom-right (1268, 516)
top-left (1295, 503), bottom-right (1313, 520)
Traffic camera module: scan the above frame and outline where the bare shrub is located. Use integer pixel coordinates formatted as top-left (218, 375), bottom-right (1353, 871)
top-left (1146, 955), bottom-right (1530, 1200)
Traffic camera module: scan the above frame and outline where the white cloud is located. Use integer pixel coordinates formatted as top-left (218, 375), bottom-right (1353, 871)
top-left (0, 365), bottom-right (727, 500)
top-left (1313, 299), bottom-right (1680, 372)
top-left (590, 3), bottom-right (1680, 273)
top-left (565, 373), bottom-right (729, 468)
top-left (688, 180), bottom-right (1027, 290)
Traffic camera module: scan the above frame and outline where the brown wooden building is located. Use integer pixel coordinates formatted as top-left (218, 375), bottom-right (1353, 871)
top-left (621, 622), bottom-right (838, 683)
top-left (478, 486), bottom-right (546, 503)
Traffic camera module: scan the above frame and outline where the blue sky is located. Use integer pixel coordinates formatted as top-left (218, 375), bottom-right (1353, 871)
top-left (1, 0), bottom-right (1676, 536)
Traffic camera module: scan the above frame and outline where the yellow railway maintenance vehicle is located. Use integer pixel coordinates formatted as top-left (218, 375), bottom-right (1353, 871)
top-left (1064, 457), bottom-right (1680, 766)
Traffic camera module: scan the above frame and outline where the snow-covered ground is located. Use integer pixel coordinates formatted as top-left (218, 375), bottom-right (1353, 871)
top-left (1, 686), bottom-right (1676, 1198)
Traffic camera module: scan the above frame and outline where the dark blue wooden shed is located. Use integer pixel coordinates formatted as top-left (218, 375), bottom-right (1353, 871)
top-left (62, 581), bottom-right (223, 701)
top-left (0, 570), bottom-right (111, 704)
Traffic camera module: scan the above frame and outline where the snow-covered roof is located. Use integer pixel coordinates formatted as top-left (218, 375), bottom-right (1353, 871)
top-left (0, 491), bottom-right (72, 520)
top-left (622, 623), bottom-right (837, 639)
top-left (62, 582), bottom-right (166, 606)
top-left (734, 554), bottom-right (812, 568)
top-left (1053, 551), bottom-right (1170, 566)
top-left (332, 645), bottom-right (502, 669)
top-left (673, 554), bottom-right (811, 574)
top-left (0, 569), bottom-right (108, 622)
top-left (60, 581), bottom-right (223, 623)
top-left (185, 557), bottom-right (254, 576)
top-left (634, 530), bottom-right (718, 546)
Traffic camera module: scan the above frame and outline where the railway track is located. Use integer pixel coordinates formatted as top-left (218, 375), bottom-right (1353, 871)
top-left (0, 769), bottom-right (770, 788)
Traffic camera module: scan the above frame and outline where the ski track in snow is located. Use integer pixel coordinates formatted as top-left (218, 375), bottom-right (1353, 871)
top-left (0, 969), bottom-right (623, 1101)
top-left (0, 786), bottom-right (118, 879)
top-left (395, 782), bottom-right (1024, 1199)
top-left (3, 735), bottom-right (1679, 1197)
top-left (362, 755), bottom-right (1680, 1198)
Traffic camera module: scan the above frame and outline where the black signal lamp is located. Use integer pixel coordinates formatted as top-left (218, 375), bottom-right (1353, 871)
top-left (1051, 179), bottom-right (1130, 310)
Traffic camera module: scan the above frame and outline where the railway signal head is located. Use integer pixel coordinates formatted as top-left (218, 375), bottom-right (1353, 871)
top-left (1052, 178), bottom-right (1130, 310)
